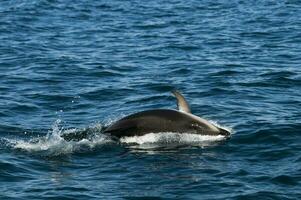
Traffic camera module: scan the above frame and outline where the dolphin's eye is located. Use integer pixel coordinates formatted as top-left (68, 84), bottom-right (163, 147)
top-left (191, 124), bottom-right (204, 133)
top-left (191, 124), bottom-right (200, 128)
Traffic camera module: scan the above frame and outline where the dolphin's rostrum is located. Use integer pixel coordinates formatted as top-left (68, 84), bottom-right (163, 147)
top-left (104, 91), bottom-right (230, 138)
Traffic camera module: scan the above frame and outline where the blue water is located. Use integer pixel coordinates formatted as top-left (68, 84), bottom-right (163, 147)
top-left (1, 0), bottom-right (301, 199)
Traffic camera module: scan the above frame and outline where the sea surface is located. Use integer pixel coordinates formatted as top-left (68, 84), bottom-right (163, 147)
top-left (1, 0), bottom-right (301, 199)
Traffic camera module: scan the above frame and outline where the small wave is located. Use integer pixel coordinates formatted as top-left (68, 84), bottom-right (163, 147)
top-left (8, 120), bottom-right (112, 156)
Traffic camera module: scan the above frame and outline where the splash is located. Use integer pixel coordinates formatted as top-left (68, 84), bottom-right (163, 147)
top-left (10, 120), bottom-right (112, 156)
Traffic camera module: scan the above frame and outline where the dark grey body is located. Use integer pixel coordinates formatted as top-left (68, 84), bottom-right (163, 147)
top-left (104, 109), bottom-right (230, 138)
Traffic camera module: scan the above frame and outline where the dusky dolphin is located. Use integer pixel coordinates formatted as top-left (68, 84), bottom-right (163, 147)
top-left (104, 91), bottom-right (230, 138)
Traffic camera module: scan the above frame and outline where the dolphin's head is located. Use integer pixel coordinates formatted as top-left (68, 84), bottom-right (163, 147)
top-left (218, 127), bottom-right (231, 138)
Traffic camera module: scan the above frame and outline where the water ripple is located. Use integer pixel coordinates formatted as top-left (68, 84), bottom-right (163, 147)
top-left (1, 0), bottom-right (301, 199)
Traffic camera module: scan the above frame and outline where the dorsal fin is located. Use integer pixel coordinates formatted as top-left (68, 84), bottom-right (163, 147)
top-left (171, 90), bottom-right (191, 113)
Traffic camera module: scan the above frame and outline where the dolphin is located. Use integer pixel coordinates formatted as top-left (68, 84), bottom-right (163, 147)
top-left (104, 91), bottom-right (230, 138)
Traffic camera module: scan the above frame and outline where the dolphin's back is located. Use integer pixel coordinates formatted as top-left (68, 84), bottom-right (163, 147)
top-left (104, 109), bottom-right (221, 138)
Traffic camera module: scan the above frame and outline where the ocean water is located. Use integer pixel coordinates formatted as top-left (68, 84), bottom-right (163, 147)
top-left (1, 0), bottom-right (301, 199)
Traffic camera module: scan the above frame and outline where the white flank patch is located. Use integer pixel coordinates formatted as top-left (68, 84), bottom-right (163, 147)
top-left (120, 132), bottom-right (226, 145)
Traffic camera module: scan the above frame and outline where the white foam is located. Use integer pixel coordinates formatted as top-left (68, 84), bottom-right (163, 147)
top-left (10, 120), bottom-right (111, 156)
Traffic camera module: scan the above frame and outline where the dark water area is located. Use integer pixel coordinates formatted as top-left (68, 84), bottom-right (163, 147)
top-left (1, 0), bottom-right (301, 199)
